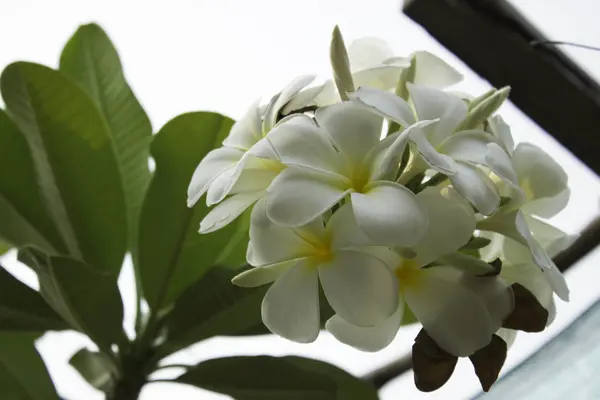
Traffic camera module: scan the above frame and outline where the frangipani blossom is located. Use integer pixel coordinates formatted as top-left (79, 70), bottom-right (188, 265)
top-left (265, 101), bottom-right (433, 246)
top-left (232, 199), bottom-right (399, 343)
top-left (283, 36), bottom-right (462, 114)
top-left (326, 188), bottom-right (514, 357)
top-left (477, 143), bottom-right (572, 301)
top-left (187, 75), bottom-right (316, 233)
top-left (351, 84), bottom-right (519, 216)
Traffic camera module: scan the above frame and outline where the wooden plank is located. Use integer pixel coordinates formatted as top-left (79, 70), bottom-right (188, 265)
top-left (404, 0), bottom-right (600, 175)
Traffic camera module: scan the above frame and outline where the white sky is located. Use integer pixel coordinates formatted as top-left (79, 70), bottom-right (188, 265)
top-left (1, 0), bottom-right (600, 399)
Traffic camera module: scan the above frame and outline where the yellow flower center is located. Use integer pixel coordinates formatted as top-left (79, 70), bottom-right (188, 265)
top-left (296, 231), bottom-right (334, 266)
top-left (256, 158), bottom-right (286, 173)
top-left (349, 165), bottom-right (371, 193)
top-left (395, 259), bottom-right (424, 288)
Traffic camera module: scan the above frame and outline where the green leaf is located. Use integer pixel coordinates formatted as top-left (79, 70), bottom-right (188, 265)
top-left (0, 265), bottom-right (68, 333)
top-left (158, 266), bottom-right (268, 358)
top-left (0, 110), bottom-right (66, 254)
top-left (69, 348), bottom-right (116, 393)
top-left (176, 356), bottom-right (379, 400)
top-left (59, 24), bottom-right (152, 261)
top-left (138, 112), bottom-right (249, 309)
top-left (0, 332), bottom-right (59, 399)
top-left (1, 62), bottom-right (128, 273)
top-left (18, 248), bottom-right (124, 352)
top-left (158, 266), bottom-right (335, 359)
top-left (0, 241), bottom-right (10, 256)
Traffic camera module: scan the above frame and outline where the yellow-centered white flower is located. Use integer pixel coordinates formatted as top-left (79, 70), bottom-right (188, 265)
top-left (186, 76), bottom-right (315, 233)
top-left (325, 188), bottom-right (514, 357)
top-left (351, 84), bottom-right (519, 216)
top-left (478, 143), bottom-right (572, 301)
top-left (264, 102), bottom-right (434, 247)
top-left (232, 199), bottom-right (399, 343)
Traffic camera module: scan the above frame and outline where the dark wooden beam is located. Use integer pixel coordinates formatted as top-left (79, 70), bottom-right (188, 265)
top-left (404, 0), bottom-right (600, 175)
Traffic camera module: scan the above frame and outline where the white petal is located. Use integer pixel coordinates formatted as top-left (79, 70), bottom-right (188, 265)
top-left (515, 211), bottom-right (569, 301)
top-left (352, 66), bottom-right (404, 92)
top-left (438, 130), bottom-right (496, 165)
top-left (199, 191), bottom-right (262, 234)
top-left (351, 181), bottom-right (428, 247)
top-left (449, 162), bottom-right (500, 215)
top-left (407, 83), bottom-right (468, 145)
top-left (206, 166), bottom-right (237, 206)
top-left (249, 198), bottom-right (316, 265)
top-left (412, 188), bottom-right (476, 266)
top-left (266, 114), bottom-right (345, 175)
top-left (412, 51), bottom-right (463, 88)
top-left (262, 75), bottom-right (316, 132)
top-left (325, 204), bottom-right (374, 249)
top-left (523, 188), bottom-right (570, 218)
top-left (409, 128), bottom-right (457, 175)
top-left (222, 100), bottom-right (262, 150)
top-left (404, 266), bottom-right (513, 357)
top-left (319, 250), bottom-right (399, 327)
top-left (485, 142), bottom-right (519, 187)
top-left (326, 303), bottom-right (404, 352)
top-left (495, 328), bottom-right (517, 349)
top-left (187, 147), bottom-right (244, 207)
top-left (262, 260), bottom-right (320, 343)
top-left (500, 262), bottom-right (554, 313)
top-left (281, 85), bottom-right (326, 115)
top-left (350, 86), bottom-right (416, 127)
top-left (232, 262), bottom-right (295, 288)
top-left (315, 102), bottom-right (383, 166)
top-left (513, 143), bottom-right (568, 202)
top-left (524, 214), bottom-right (570, 252)
top-left (368, 120), bottom-right (439, 181)
top-left (266, 168), bottom-right (350, 227)
top-left (229, 168), bottom-right (279, 194)
top-left (487, 115), bottom-right (514, 155)
top-left (348, 37), bottom-right (395, 70)
top-left (312, 80), bottom-right (340, 107)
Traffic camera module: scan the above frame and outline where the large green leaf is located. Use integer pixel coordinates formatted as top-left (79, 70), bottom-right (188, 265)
top-left (158, 266), bottom-right (267, 357)
top-left (18, 248), bottom-right (124, 352)
top-left (69, 348), bottom-right (116, 393)
top-left (138, 112), bottom-right (249, 309)
top-left (0, 62), bottom-right (127, 273)
top-left (0, 265), bottom-right (67, 332)
top-left (159, 266), bottom-right (335, 359)
top-left (0, 332), bottom-right (59, 399)
top-left (176, 356), bottom-right (379, 400)
top-left (0, 241), bottom-right (11, 256)
top-left (0, 110), bottom-right (65, 253)
top-left (59, 24), bottom-right (152, 260)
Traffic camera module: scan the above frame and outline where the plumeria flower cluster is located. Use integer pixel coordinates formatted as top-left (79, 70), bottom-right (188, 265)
top-left (187, 27), bottom-right (573, 392)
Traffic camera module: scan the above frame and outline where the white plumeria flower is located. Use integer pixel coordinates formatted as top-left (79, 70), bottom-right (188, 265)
top-left (264, 101), bottom-right (435, 246)
top-left (351, 84), bottom-right (519, 215)
top-left (283, 37), bottom-right (462, 114)
top-left (478, 143), bottom-right (572, 301)
top-left (482, 219), bottom-right (572, 326)
top-left (326, 188), bottom-right (514, 356)
top-left (186, 75), bottom-right (315, 233)
top-left (232, 199), bottom-right (399, 343)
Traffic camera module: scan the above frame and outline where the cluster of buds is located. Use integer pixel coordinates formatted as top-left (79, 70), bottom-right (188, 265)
top-left (187, 27), bottom-right (574, 392)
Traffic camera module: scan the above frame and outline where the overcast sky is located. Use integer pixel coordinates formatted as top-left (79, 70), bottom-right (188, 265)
top-left (2, 0), bottom-right (600, 399)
